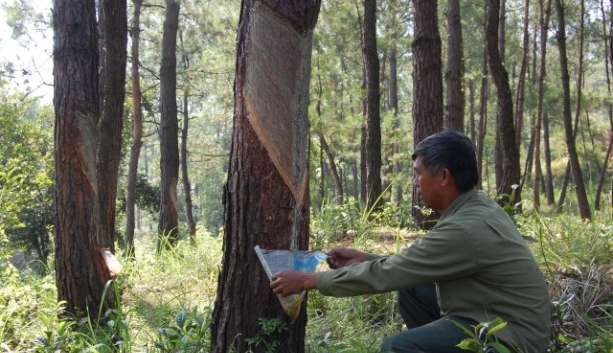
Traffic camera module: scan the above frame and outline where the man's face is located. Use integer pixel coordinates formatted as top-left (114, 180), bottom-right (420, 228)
top-left (413, 156), bottom-right (441, 210)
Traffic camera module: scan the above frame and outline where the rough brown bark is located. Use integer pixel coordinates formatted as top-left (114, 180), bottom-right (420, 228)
top-left (444, 0), bottom-right (465, 132)
top-left (125, 0), bottom-right (143, 258)
top-left (362, 0), bottom-right (382, 212)
top-left (53, 0), bottom-right (116, 317)
top-left (98, 0), bottom-right (127, 252)
top-left (554, 0), bottom-right (591, 220)
top-left (210, 1), bottom-right (320, 352)
top-left (486, 0), bottom-right (521, 204)
top-left (158, 0), bottom-right (181, 250)
top-left (412, 0), bottom-right (443, 228)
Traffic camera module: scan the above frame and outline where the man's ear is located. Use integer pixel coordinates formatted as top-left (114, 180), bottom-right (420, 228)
top-left (439, 168), bottom-right (452, 187)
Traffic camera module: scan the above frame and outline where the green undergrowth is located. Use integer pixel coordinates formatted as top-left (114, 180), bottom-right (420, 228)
top-left (1, 208), bottom-right (611, 352)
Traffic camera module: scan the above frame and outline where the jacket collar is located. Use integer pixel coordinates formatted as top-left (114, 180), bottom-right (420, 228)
top-left (439, 189), bottom-right (478, 221)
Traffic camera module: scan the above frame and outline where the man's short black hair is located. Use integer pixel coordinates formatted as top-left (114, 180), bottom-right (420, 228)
top-left (412, 130), bottom-right (479, 193)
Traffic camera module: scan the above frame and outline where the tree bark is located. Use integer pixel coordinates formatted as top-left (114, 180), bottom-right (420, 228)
top-left (543, 110), bottom-right (555, 205)
top-left (594, 0), bottom-right (612, 211)
top-left (514, 0), bottom-right (530, 151)
top-left (412, 0), bottom-right (443, 228)
top-left (53, 0), bottom-right (118, 318)
top-left (362, 0), bottom-right (382, 212)
top-left (477, 14), bottom-right (489, 191)
top-left (533, 0), bottom-right (552, 212)
top-left (498, 0), bottom-right (506, 62)
top-left (388, 42), bottom-right (403, 205)
top-left (468, 79), bottom-right (476, 140)
top-left (125, 0), bottom-right (143, 258)
top-left (210, 1), bottom-right (320, 352)
top-left (318, 132), bottom-right (344, 205)
top-left (486, 0), bottom-right (521, 204)
top-left (444, 0), bottom-right (465, 132)
top-left (180, 34), bottom-right (197, 246)
top-left (314, 72), bottom-right (344, 205)
top-left (181, 88), bottom-right (197, 245)
top-left (97, 0), bottom-right (127, 255)
top-left (554, 0), bottom-right (591, 220)
top-left (158, 0), bottom-right (181, 251)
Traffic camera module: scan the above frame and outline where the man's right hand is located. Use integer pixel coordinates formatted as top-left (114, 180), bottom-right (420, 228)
top-left (325, 247), bottom-right (367, 269)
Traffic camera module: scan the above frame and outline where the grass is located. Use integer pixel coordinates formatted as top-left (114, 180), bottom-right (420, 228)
top-left (0, 205), bottom-right (612, 352)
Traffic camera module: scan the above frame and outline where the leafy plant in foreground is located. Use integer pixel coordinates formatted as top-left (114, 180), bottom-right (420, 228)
top-left (244, 317), bottom-right (287, 353)
top-left (153, 307), bottom-right (210, 352)
top-left (454, 317), bottom-right (514, 353)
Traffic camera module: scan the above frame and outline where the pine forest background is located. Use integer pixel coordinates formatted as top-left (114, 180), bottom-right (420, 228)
top-left (0, 0), bottom-right (612, 352)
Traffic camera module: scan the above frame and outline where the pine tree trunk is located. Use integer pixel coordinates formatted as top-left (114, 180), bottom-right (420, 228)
top-left (534, 0), bottom-right (552, 212)
top-left (594, 0), bottom-right (613, 211)
top-left (318, 132), bottom-right (344, 205)
top-left (554, 0), bottom-right (591, 220)
top-left (543, 111), bottom-right (555, 205)
top-left (362, 0), bottom-right (382, 211)
top-left (97, 0), bottom-right (127, 254)
top-left (514, 0), bottom-right (530, 151)
top-left (158, 0), bottom-right (181, 250)
top-left (487, 0), bottom-right (521, 204)
top-left (178, 33), bottom-right (197, 245)
top-left (210, 1), bottom-right (320, 352)
top-left (412, 0), bottom-right (443, 229)
top-left (125, 0), bottom-right (143, 258)
top-left (477, 15), bottom-right (489, 191)
top-left (181, 88), bottom-right (197, 245)
top-left (53, 0), bottom-right (119, 318)
top-left (388, 42), bottom-right (403, 205)
top-left (444, 0), bottom-right (464, 132)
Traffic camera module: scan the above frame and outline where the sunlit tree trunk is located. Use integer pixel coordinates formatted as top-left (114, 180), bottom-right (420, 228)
top-left (53, 0), bottom-right (126, 318)
top-left (210, 1), bottom-right (320, 352)
top-left (179, 33), bottom-right (197, 246)
top-left (554, 0), bottom-right (591, 220)
top-left (125, 0), bottom-right (143, 258)
top-left (181, 88), bottom-right (197, 245)
top-left (533, 0), bottom-right (552, 212)
top-left (158, 0), bottom-right (181, 251)
top-left (594, 0), bottom-right (612, 211)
